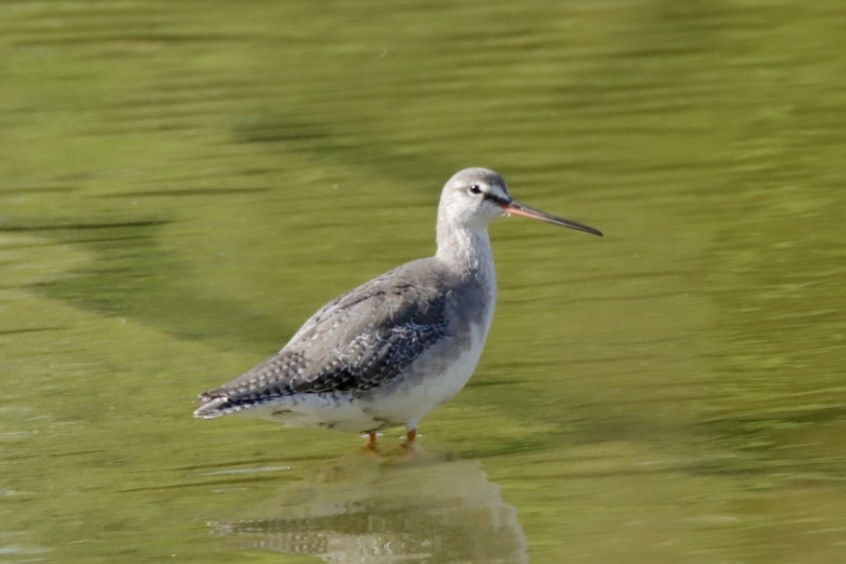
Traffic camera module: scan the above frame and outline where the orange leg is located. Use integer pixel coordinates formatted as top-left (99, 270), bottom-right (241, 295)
top-left (405, 428), bottom-right (417, 444)
top-left (365, 431), bottom-right (378, 449)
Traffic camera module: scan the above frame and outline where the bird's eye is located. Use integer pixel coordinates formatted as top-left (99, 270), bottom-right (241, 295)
top-left (469, 184), bottom-right (482, 195)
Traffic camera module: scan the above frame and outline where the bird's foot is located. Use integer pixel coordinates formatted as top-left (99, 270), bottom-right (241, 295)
top-left (401, 428), bottom-right (417, 449)
top-left (364, 431), bottom-right (379, 451)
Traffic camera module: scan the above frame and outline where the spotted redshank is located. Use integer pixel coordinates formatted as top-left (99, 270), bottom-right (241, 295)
top-left (194, 168), bottom-right (602, 447)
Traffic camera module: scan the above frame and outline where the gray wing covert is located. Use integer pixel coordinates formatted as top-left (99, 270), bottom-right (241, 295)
top-left (300, 316), bottom-right (448, 393)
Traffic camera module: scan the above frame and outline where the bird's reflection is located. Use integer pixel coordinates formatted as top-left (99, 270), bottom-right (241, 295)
top-left (208, 448), bottom-right (527, 562)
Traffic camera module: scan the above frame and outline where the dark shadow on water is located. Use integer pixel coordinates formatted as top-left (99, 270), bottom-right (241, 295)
top-left (231, 113), bottom-right (462, 183)
top-left (0, 217), bottom-right (290, 352)
top-left (206, 448), bottom-right (527, 563)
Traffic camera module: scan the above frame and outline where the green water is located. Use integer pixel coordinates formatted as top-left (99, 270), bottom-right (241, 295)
top-left (2, 1), bottom-right (845, 562)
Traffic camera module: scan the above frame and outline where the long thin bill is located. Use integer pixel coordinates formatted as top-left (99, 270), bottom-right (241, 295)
top-left (503, 200), bottom-right (604, 237)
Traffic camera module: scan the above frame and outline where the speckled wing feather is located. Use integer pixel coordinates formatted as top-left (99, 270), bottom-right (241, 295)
top-left (195, 260), bottom-right (452, 417)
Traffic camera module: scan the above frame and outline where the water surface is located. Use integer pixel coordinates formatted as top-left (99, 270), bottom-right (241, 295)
top-left (2, 1), bottom-right (845, 562)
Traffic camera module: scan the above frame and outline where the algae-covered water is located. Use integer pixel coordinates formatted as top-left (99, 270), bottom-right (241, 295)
top-left (2, 1), bottom-right (845, 562)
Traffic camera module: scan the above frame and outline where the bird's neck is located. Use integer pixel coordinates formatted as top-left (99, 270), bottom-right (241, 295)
top-left (435, 222), bottom-right (496, 286)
